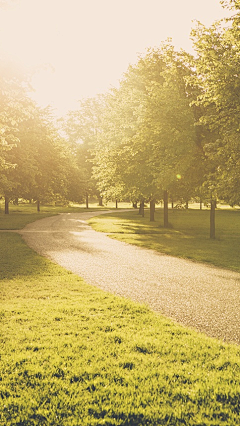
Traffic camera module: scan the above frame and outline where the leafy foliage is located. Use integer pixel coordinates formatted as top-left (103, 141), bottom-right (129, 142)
top-left (0, 63), bottom-right (89, 211)
top-left (63, 96), bottom-right (106, 201)
top-left (0, 62), bottom-right (32, 180)
top-left (91, 45), bottom-right (199, 208)
top-left (190, 10), bottom-right (240, 205)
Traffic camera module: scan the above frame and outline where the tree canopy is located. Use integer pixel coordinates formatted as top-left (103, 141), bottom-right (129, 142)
top-left (0, 62), bottom-right (86, 212)
top-left (190, 2), bottom-right (240, 206)
top-left (91, 45), bottom-right (201, 219)
top-left (1, 0), bottom-right (240, 223)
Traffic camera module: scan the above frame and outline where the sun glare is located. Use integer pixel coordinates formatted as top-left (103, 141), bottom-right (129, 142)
top-left (0, 0), bottom-right (233, 116)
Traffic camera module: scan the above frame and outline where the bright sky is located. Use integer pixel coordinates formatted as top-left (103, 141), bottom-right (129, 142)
top-left (0, 0), bottom-right (233, 116)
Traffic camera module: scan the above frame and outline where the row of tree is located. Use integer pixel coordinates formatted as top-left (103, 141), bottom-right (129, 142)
top-left (63, 1), bottom-right (240, 238)
top-left (0, 63), bottom-right (93, 213)
top-left (1, 0), bottom-right (240, 240)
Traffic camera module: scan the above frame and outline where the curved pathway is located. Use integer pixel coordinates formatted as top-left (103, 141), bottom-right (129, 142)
top-left (19, 211), bottom-right (240, 345)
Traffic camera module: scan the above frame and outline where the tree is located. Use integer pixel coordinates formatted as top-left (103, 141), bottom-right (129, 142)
top-left (191, 12), bottom-right (240, 195)
top-left (92, 45), bottom-right (199, 225)
top-left (63, 95), bottom-right (105, 207)
top-left (24, 107), bottom-right (75, 211)
top-left (3, 104), bottom-right (75, 212)
top-left (0, 61), bottom-right (35, 212)
top-left (190, 6), bottom-right (240, 235)
top-left (0, 60), bottom-right (92, 213)
top-left (143, 47), bottom-right (198, 224)
top-left (92, 74), bottom-right (157, 211)
top-left (92, 48), bottom-right (167, 216)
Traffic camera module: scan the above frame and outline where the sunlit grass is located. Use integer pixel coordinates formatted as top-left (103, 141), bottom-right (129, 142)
top-left (89, 208), bottom-right (240, 272)
top-left (1, 206), bottom-right (240, 424)
top-left (1, 231), bottom-right (240, 425)
top-left (0, 202), bottom-right (112, 230)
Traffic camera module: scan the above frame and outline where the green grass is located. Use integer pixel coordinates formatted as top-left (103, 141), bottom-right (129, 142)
top-left (0, 203), bottom-right (112, 230)
top-left (1, 207), bottom-right (240, 425)
top-left (88, 208), bottom-right (240, 272)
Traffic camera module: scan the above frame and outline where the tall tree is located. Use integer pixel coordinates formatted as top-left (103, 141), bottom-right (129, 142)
top-left (25, 107), bottom-right (74, 210)
top-left (63, 95), bottom-right (105, 206)
top-left (0, 61), bottom-right (35, 212)
top-left (3, 104), bottom-right (75, 212)
top-left (92, 45), bottom-right (199, 224)
top-left (190, 4), bottom-right (240, 234)
top-left (143, 47), bottom-right (198, 224)
top-left (191, 9), bottom-right (240, 201)
top-left (92, 49), bottom-right (167, 213)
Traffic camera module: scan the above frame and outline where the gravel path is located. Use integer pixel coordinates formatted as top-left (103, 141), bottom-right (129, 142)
top-left (19, 211), bottom-right (240, 345)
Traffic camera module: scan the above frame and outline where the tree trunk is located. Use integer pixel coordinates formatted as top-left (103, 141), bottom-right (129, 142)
top-left (172, 200), bottom-right (174, 209)
top-left (210, 199), bottom-right (215, 239)
top-left (163, 190), bottom-right (169, 228)
top-left (98, 196), bottom-right (103, 206)
top-left (200, 199), bottom-right (202, 210)
top-left (132, 202), bottom-right (137, 209)
top-left (139, 200), bottom-right (144, 217)
top-left (37, 200), bottom-right (40, 212)
top-left (86, 193), bottom-right (89, 209)
top-left (150, 199), bottom-right (155, 222)
top-left (115, 199), bottom-right (118, 209)
top-left (5, 196), bottom-right (9, 214)
top-left (185, 200), bottom-right (189, 209)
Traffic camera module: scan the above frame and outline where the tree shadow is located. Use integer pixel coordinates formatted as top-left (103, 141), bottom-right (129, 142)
top-left (0, 233), bottom-right (56, 280)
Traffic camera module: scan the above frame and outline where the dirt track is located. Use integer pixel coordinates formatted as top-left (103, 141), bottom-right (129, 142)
top-left (19, 211), bottom-right (240, 345)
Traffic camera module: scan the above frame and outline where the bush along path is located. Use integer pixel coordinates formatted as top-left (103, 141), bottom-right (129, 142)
top-left (19, 211), bottom-right (240, 345)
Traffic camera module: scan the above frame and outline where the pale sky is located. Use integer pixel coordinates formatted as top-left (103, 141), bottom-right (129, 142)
top-left (0, 0), bottom-right (233, 116)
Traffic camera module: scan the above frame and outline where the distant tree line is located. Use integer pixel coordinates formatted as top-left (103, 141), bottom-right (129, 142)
top-left (0, 63), bottom-right (91, 213)
top-left (1, 0), bottom-right (240, 240)
top-left (64, 0), bottom-right (240, 238)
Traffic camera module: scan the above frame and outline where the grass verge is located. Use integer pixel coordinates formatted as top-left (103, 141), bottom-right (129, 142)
top-left (0, 203), bottom-right (111, 230)
top-left (88, 208), bottom-right (240, 272)
top-left (0, 207), bottom-right (240, 425)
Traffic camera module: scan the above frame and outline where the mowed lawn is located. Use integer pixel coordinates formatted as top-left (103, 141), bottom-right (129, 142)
top-left (0, 205), bottom-right (240, 425)
top-left (89, 207), bottom-right (240, 272)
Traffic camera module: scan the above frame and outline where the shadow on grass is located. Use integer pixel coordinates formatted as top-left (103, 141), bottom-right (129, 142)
top-left (90, 209), bottom-right (240, 271)
top-left (0, 233), bottom-right (57, 280)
